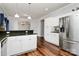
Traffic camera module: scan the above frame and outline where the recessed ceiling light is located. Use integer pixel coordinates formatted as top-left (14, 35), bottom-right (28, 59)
top-left (14, 13), bottom-right (19, 18)
top-left (45, 8), bottom-right (48, 11)
top-left (27, 16), bottom-right (32, 19)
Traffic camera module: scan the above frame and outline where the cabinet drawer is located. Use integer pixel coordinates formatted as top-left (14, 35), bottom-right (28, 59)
top-left (63, 41), bottom-right (79, 55)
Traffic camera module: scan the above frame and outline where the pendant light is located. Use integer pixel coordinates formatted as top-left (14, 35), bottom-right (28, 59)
top-left (27, 3), bottom-right (32, 19)
top-left (27, 16), bottom-right (31, 19)
top-left (14, 4), bottom-right (19, 18)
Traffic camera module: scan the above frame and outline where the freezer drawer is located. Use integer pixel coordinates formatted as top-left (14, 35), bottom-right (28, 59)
top-left (63, 40), bottom-right (79, 55)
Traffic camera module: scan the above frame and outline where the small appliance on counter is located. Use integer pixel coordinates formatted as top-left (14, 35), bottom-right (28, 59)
top-left (51, 26), bottom-right (59, 33)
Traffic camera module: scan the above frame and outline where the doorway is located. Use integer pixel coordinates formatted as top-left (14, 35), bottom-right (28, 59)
top-left (40, 19), bottom-right (44, 37)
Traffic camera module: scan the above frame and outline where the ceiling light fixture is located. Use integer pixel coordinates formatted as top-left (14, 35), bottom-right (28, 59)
top-left (45, 8), bottom-right (48, 11)
top-left (27, 3), bottom-right (32, 19)
top-left (14, 13), bottom-right (19, 18)
top-left (14, 4), bottom-right (20, 18)
top-left (27, 16), bottom-right (32, 19)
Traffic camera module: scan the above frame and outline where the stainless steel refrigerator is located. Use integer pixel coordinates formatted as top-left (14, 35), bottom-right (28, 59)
top-left (59, 14), bottom-right (79, 55)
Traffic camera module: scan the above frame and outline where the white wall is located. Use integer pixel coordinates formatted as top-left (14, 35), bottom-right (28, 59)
top-left (7, 17), bottom-right (41, 36)
top-left (42, 3), bottom-right (79, 46)
top-left (29, 19), bottom-right (41, 36)
top-left (8, 17), bottom-right (30, 31)
top-left (41, 3), bottom-right (79, 19)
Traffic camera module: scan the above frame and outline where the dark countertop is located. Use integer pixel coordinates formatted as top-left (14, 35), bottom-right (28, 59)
top-left (0, 30), bottom-right (37, 41)
top-left (0, 30), bottom-right (33, 32)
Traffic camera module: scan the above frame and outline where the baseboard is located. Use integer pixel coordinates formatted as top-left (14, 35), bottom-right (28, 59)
top-left (37, 36), bottom-right (45, 40)
top-left (46, 41), bottom-right (77, 56)
top-left (45, 40), bottom-right (59, 48)
top-left (12, 48), bottom-right (37, 56)
top-left (60, 48), bottom-right (77, 56)
top-left (37, 36), bottom-right (59, 47)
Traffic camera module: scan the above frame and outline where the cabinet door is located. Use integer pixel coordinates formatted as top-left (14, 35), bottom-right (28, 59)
top-left (45, 33), bottom-right (51, 42)
top-left (50, 33), bottom-right (59, 46)
top-left (28, 35), bottom-right (37, 50)
top-left (18, 35), bottom-right (37, 52)
top-left (20, 35), bottom-right (37, 53)
top-left (20, 36), bottom-right (29, 52)
top-left (7, 37), bottom-right (21, 55)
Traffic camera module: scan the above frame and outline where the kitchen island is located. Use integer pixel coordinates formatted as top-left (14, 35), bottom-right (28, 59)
top-left (0, 30), bottom-right (37, 56)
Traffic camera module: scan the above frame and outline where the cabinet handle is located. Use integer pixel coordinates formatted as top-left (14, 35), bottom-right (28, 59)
top-left (1, 37), bottom-right (7, 47)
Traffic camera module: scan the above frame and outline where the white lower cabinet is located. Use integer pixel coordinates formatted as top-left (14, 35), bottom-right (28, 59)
top-left (20, 36), bottom-right (29, 52)
top-left (2, 35), bottom-right (37, 56)
top-left (7, 37), bottom-right (22, 55)
top-left (45, 33), bottom-right (59, 46)
top-left (28, 35), bottom-right (37, 50)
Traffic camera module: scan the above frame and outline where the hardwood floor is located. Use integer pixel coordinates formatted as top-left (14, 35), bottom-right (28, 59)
top-left (19, 37), bottom-right (75, 56)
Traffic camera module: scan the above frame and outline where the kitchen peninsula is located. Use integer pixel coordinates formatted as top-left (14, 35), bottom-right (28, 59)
top-left (0, 30), bottom-right (37, 56)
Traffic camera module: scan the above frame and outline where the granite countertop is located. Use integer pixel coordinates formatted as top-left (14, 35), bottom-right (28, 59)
top-left (0, 30), bottom-right (37, 41)
top-left (0, 30), bottom-right (33, 32)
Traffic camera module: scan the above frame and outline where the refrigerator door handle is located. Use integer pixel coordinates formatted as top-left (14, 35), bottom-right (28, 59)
top-left (64, 40), bottom-right (77, 44)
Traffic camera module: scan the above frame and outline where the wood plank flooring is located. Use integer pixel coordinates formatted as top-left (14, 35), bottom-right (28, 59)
top-left (19, 37), bottom-right (75, 56)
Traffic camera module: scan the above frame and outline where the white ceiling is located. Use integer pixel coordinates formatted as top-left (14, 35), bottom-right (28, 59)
top-left (0, 3), bottom-right (70, 19)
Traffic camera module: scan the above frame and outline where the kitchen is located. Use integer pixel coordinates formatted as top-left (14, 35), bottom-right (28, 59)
top-left (0, 3), bottom-right (79, 56)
